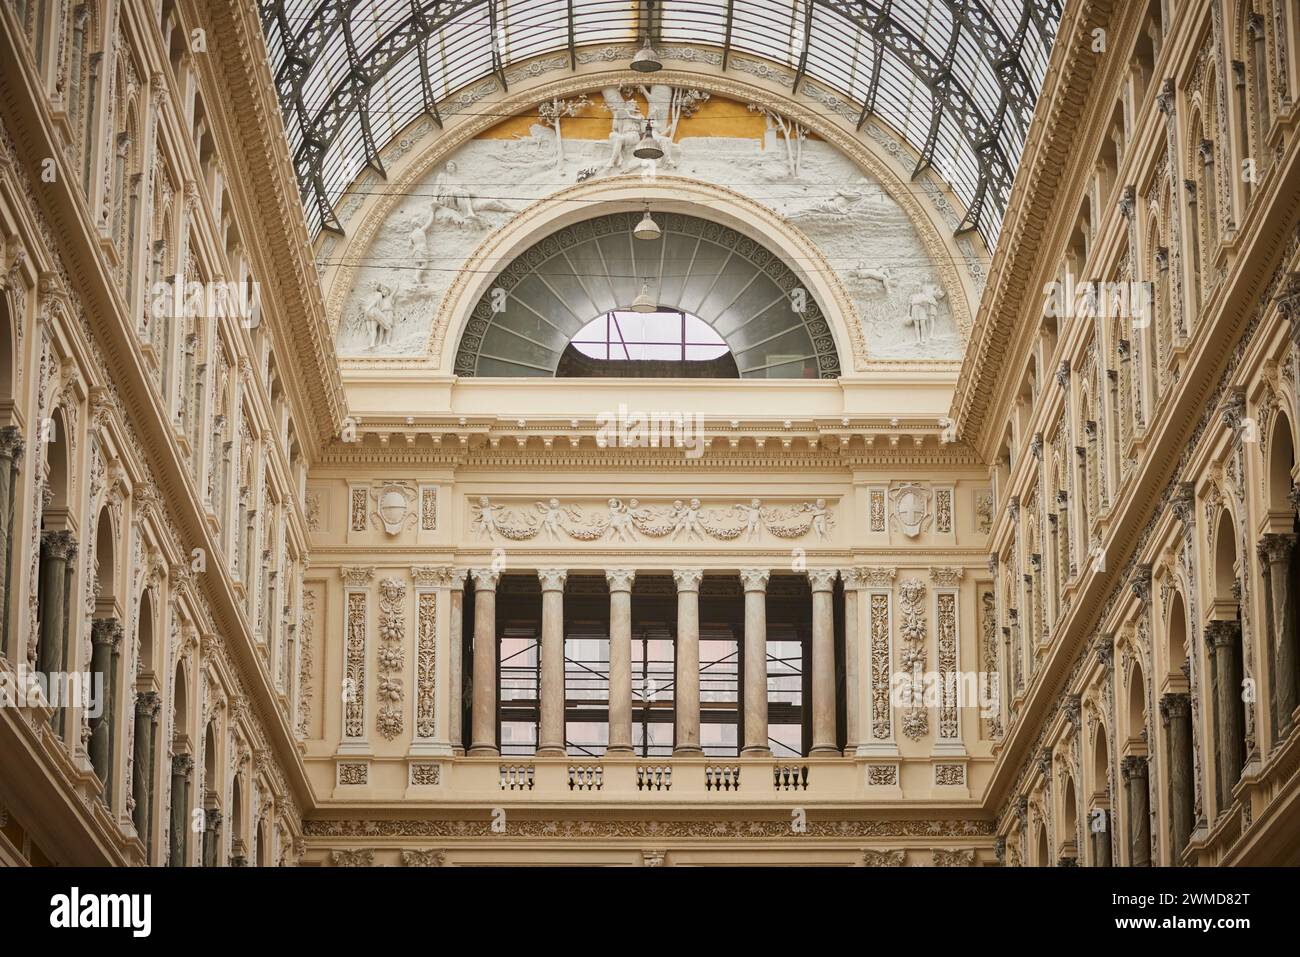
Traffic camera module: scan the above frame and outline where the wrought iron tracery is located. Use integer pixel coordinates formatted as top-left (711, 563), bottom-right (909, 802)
top-left (259, 0), bottom-right (1061, 244)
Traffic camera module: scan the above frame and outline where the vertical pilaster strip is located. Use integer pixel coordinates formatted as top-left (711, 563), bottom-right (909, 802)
top-left (339, 567), bottom-right (372, 752)
top-left (860, 568), bottom-right (896, 756)
top-left (931, 568), bottom-right (965, 755)
top-left (898, 577), bottom-right (929, 741)
top-left (1155, 81), bottom-right (1186, 340)
top-left (447, 572), bottom-right (464, 754)
top-left (375, 577), bottom-right (406, 741)
top-left (842, 573), bottom-right (860, 756)
top-left (410, 567), bottom-right (445, 749)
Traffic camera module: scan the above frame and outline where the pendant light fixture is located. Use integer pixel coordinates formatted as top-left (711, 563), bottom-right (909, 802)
top-left (633, 204), bottom-right (661, 240)
top-left (630, 280), bottom-right (656, 313)
top-left (631, 42), bottom-right (663, 72)
top-left (633, 121), bottom-right (664, 160)
top-left (631, 1), bottom-right (662, 74)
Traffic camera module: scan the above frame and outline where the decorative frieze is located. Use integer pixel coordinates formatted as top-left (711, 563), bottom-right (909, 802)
top-left (305, 817), bottom-right (997, 839)
top-left (471, 495), bottom-right (834, 542)
top-left (862, 849), bottom-right (906, 866)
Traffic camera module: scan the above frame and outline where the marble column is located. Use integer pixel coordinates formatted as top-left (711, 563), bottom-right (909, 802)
top-left (88, 618), bottom-right (123, 791)
top-left (1207, 619), bottom-right (1244, 808)
top-left (202, 807), bottom-right (223, 868)
top-left (468, 568), bottom-right (500, 756)
top-left (36, 530), bottom-right (77, 676)
top-left (132, 690), bottom-right (160, 854)
top-left (673, 568), bottom-right (703, 755)
top-left (740, 569), bottom-right (770, 756)
top-left (1121, 755), bottom-right (1151, 866)
top-left (808, 569), bottom-right (839, 754)
top-left (169, 753), bottom-right (193, 867)
top-left (606, 569), bottom-right (636, 753)
top-left (537, 569), bottom-right (568, 755)
top-left (1161, 691), bottom-right (1193, 862)
top-left (448, 574), bottom-right (465, 755)
top-left (0, 426), bottom-right (22, 658)
top-left (1091, 809), bottom-right (1112, 867)
top-left (1262, 534), bottom-right (1297, 737)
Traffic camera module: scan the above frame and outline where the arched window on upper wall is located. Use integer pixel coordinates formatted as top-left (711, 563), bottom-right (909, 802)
top-left (454, 212), bottom-right (840, 380)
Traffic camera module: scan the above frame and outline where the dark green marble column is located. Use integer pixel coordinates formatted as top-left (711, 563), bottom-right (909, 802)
top-left (0, 426), bottom-right (23, 659)
top-left (132, 691), bottom-right (160, 856)
top-left (1161, 691), bottom-right (1194, 862)
top-left (169, 753), bottom-right (193, 867)
top-left (1122, 755), bottom-right (1150, 866)
top-left (88, 617), bottom-right (122, 794)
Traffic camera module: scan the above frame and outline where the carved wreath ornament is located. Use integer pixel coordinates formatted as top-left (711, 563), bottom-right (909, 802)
top-left (471, 496), bottom-right (834, 543)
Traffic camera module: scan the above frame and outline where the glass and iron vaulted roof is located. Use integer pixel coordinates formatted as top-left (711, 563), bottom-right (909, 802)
top-left (259, 0), bottom-right (1062, 244)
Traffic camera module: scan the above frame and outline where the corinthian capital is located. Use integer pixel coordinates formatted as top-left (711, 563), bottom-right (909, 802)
top-left (673, 568), bottom-right (703, 592)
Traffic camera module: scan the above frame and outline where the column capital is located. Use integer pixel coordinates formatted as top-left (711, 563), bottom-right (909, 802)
top-left (469, 568), bottom-right (500, 592)
top-left (40, 529), bottom-right (78, 560)
top-left (1259, 532), bottom-right (1296, 565)
top-left (1204, 618), bottom-right (1241, 648)
top-left (0, 424), bottom-right (23, 459)
top-left (807, 568), bottom-right (838, 592)
top-left (739, 568), bottom-right (770, 592)
top-left (91, 617), bottom-right (124, 649)
top-left (605, 569), bottom-right (636, 592)
top-left (1120, 754), bottom-right (1148, 780)
top-left (172, 753), bottom-right (194, 778)
top-left (1159, 691), bottom-right (1190, 723)
top-left (673, 568), bottom-right (703, 592)
top-left (135, 690), bottom-right (162, 718)
top-left (537, 568), bottom-right (568, 592)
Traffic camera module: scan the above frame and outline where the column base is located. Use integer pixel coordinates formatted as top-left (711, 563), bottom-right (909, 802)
top-left (809, 745), bottom-right (840, 755)
top-left (467, 745), bottom-right (499, 756)
top-left (740, 746), bottom-right (772, 757)
top-left (672, 746), bottom-right (704, 756)
top-left (535, 746), bottom-right (565, 756)
top-left (605, 745), bottom-right (635, 754)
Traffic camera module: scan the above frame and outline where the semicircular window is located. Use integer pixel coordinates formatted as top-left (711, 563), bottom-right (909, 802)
top-left (454, 212), bottom-right (840, 379)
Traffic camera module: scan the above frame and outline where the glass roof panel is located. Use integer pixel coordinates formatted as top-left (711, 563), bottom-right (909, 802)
top-left (259, 0), bottom-right (1062, 242)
